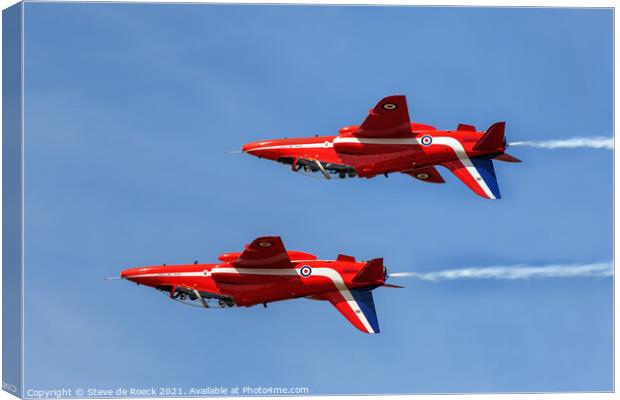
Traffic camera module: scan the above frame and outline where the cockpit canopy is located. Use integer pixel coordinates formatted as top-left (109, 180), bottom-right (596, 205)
top-left (287, 251), bottom-right (317, 261)
top-left (218, 252), bottom-right (241, 263)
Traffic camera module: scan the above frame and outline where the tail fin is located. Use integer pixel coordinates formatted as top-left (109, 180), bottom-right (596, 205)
top-left (471, 158), bottom-right (501, 199)
top-left (442, 158), bottom-right (502, 200)
top-left (349, 289), bottom-right (380, 333)
top-left (474, 122), bottom-right (505, 152)
top-left (320, 289), bottom-right (380, 333)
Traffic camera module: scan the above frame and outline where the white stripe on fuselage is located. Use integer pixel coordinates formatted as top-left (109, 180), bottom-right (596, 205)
top-left (247, 142), bottom-right (333, 151)
top-left (120, 260), bottom-right (330, 279)
top-left (333, 137), bottom-right (420, 145)
top-left (123, 271), bottom-right (206, 279)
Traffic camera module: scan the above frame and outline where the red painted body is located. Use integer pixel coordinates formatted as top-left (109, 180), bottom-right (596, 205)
top-left (242, 95), bottom-right (521, 199)
top-left (120, 236), bottom-right (395, 333)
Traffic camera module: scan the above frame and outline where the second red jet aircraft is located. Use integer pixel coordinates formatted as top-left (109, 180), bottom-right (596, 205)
top-left (120, 236), bottom-right (399, 333)
top-left (242, 95), bottom-right (521, 199)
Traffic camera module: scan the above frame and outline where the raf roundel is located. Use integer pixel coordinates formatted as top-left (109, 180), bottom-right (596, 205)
top-left (299, 265), bottom-right (312, 277)
top-left (420, 135), bottom-right (433, 146)
top-left (416, 173), bottom-right (430, 180)
top-left (258, 241), bottom-right (272, 247)
top-left (382, 103), bottom-right (397, 110)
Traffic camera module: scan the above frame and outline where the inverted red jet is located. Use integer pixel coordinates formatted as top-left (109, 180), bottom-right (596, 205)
top-left (119, 236), bottom-right (400, 333)
top-left (242, 95), bottom-right (521, 199)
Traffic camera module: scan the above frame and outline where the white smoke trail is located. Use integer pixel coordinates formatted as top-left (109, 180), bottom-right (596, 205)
top-left (390, 262), bottom-right (612, 282)
top-left (509, 137), bottom-right (613, 150)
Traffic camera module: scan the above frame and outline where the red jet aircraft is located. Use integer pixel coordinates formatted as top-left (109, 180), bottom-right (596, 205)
top-left (242, 95), bottom-right (521, 199)
top-left (119, 236), bottom-right (400, 333)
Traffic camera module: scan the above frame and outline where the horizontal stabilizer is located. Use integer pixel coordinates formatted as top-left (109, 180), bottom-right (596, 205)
top-left (494, 153), bottom-right (522, 163)
top-left (474, 122), bottom-right (505, 152)
top-left (382, 283), bottom-right (404, 288)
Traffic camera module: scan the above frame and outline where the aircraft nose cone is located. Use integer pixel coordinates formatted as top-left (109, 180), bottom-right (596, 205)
top-left (120, 267), bottom-right (143, 281)
top-left (242, 140), bottom-right (280, 160)
top-left (242, 142), bottom-right (254, 153)
top-left (120, 268), bottom-right (133, 279)
top-left (120, 266), bottom-right (163, 287)
top-left (242, 141), bottom-right (265, 154)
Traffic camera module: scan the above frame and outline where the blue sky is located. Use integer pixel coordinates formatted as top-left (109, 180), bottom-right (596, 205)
top-left (22, 3), bottom-right (612, 395)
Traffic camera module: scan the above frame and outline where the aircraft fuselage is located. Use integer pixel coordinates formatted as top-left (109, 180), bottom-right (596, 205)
top-left (121, 257), bottom-right (384, 307)
top-left (242, 126), bottom-right (500, 179)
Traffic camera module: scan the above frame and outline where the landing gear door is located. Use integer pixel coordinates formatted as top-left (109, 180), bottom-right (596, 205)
top-left (279, 157), bottom-right (357, 179)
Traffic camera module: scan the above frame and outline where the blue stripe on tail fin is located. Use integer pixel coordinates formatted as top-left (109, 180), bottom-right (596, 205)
top-left (471, 158), bottom-right (501, 199)
top-left (350, 289), bottom-right (380, 333)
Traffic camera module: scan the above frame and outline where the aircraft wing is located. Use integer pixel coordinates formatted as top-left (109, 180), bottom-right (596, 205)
top-left (319, 289), bottom-right (380, 334)
top-left (232, 236), bottom-right (292, 269)
top-left (441, 158), bottom-right (501, 200)
top-left (354, 95), bottom-right (412, 138)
